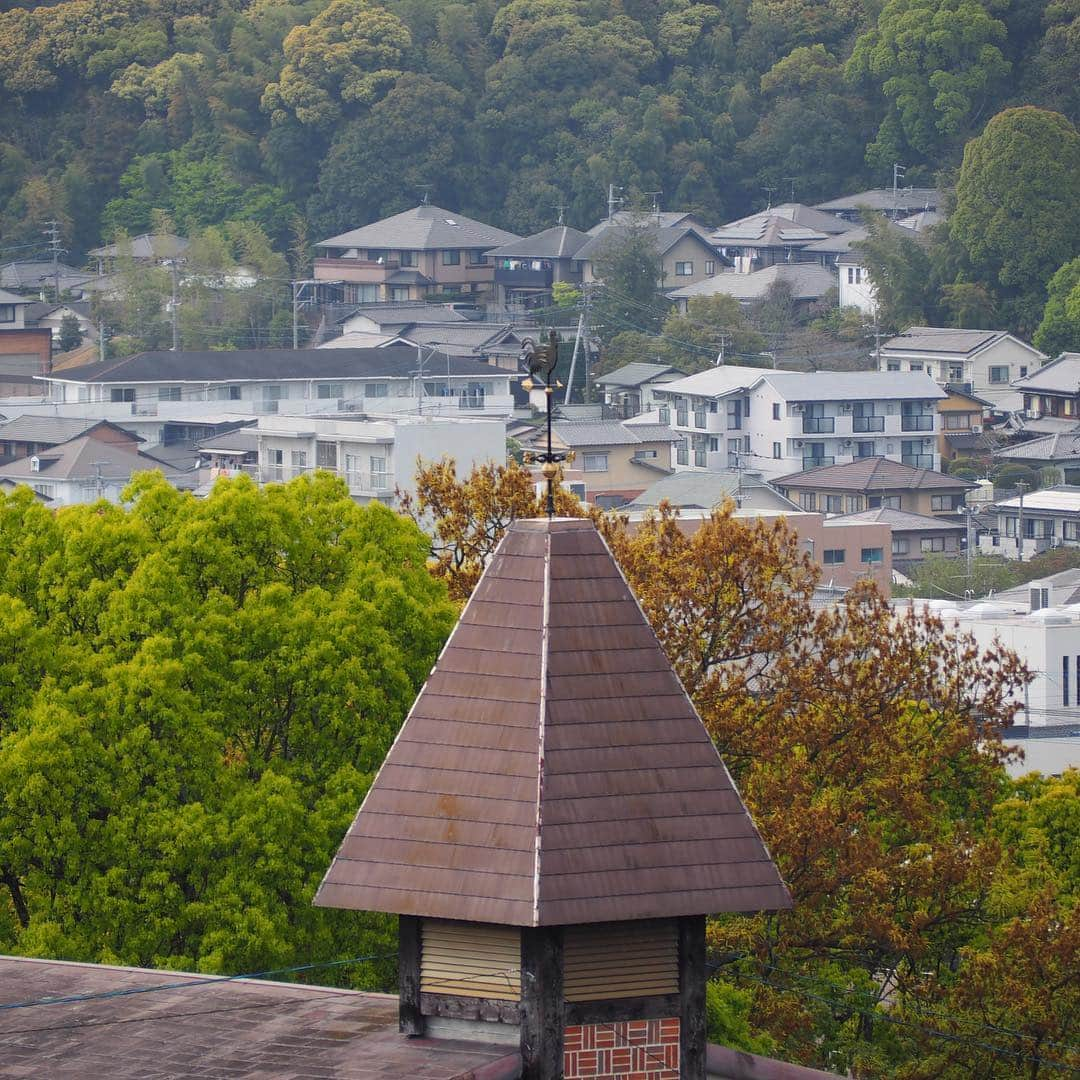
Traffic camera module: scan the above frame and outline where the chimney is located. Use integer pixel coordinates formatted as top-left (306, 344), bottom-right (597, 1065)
top-left (315, 518), bottom-right (790, 1079)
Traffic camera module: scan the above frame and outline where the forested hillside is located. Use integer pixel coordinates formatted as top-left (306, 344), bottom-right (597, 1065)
top-left (0, 0), bottom-right (1076, 261)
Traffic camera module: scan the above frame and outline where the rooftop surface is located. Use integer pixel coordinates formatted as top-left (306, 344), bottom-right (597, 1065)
top-left (995, 429), bottom-right (1080, 462)
top-left (812, 188), bottom-right (941, 213)
top-left (0, 434), bottom-right (185, 484)
top-left (668, 263), bottom-right (835, 301)
top-left (661, 366), bottom-right (946, 402)
top-left (594, 362), bottom-right (684, 388)
top-left (776, 457), bottom-right (976, 492)
top-left (0, 956), bottom-right (512, 1080)
top-left (826, 506), bottom-right (966, 532)
top-left (1013, 352), bottom-right (1080, 393)
top-left (574, 224), bottom-right (716, 262)
top-left (882, 326), bottom-right (1039, 356)
top-left (995, 485), bottom-right (1080, 512)
top-left (626, 470), bottom-right (797, 512)
top-left (485, 225), bottom-right (591, 259)
top-left (550, 420), bottom-right (674, 447)
top-left (318, 205), bottom-right (520, 251)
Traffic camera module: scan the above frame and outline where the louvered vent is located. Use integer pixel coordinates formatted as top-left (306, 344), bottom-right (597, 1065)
top-left (420, 919), bottom-right (522, 1000)
top-left (563, 920), bottom-right (678, 1002)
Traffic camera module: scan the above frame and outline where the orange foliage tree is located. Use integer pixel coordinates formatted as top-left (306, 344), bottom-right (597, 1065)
top-left (406, 459), bottom-right (1053, 1074)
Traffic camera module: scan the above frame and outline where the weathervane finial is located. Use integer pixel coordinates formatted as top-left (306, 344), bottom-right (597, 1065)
top-left (519, 330), bottom-right (570, 518)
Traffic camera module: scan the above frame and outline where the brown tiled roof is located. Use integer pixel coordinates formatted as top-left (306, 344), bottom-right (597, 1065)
top-left (315, 517), bottom-right (790, 926)
top-left (775, 456), bottom-right (976, 492)
top-left (0, 957), bottom-right (514, 1079)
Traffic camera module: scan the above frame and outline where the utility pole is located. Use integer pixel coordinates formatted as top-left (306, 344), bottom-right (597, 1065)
top-left (582, 282), bottom-right (594, 404)
top-left (554, 201), bottom-right (566, 226)
top-left (43, 220), bottom-right (64, 301)
top-left (606, 184), bottom-right (624, 222)
top-left (169, 258), bottom-right (179, 350)
top-left (762, 186), bottom-right (774, 210)
top-left (98, 317), bottom-right (107, 364)
top-left (1016, 482), bottom-right (1027, 561)
top-left (783, 177), bottom-right (797, 202)
top-left (892, 163), bottom-right (906, 210)
top-left (564, 312), bottom-right (584, 406)
top-left (291, 279), bottom-right (321, 350)
top-left (91, 460), bottom-right (108, 501)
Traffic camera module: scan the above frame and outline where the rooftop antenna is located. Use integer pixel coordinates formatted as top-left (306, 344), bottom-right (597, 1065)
top-left (892, 163), bottom-right (906, 210)
top-left (554, 200), bottom-right (566, 226)
top-left (644, 190), bottom-right (663, 224)
top-left (418, 186), bottom-right (431, 206)
top-left (520, 331), bottom-right (570, 518)
top-left (782, 177), bottom-right (797, 202)
top-left (762, 186), bottom-right (774, 210)
top-left (607, 183), bottom-right (624, 222)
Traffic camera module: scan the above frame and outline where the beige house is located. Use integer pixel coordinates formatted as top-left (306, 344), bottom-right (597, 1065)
top-left (531, 419), bottom-right (674, 507)
top-left (577, 225), bottom-right (723, 290)
top-left (314, 205), bottom-right (520, 304)
top-left (775, 456), bottom-right (976, 518)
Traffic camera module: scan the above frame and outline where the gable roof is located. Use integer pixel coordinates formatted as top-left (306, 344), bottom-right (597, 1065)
top-left (813, 188), bottom-right (941, 213)
top-left (575, 224), bottom-right (719, 263)
top-left (0, 261), bottom-right (94, 292)
top-left (550, 420), bottom-right (674, 447)
top-left (315, 517), bottom-right (790, 925)
top-left (0, 287), bottom-right (30, 305)
top-left (712, 204), bottom-right (849, 248)
top-left (318, 205), bottom-right (520, 251)
top-left (827, 506), bottom-right (966, 533)
top-left (44, 346), bottom-right (498, 384)
top-left (337, 302), bottom-right (471, 327)
top-left (87, 233), bottom-right (189, 260)
top-left (660, 366), bottom-right (946, 402)
top-left (587, 210), bottom-right (706, 235)
top-left (627, 470), bottom-right (798, 512)
top-left (668, 263), bottom-right (835, 303)
top-left (775, 457), bottom-right (976, 492)
top-left (594, 362), bottom-right (685, 388)
top-left (995, 429), bottom-right (1080, 463)
top-left (0, 416), bottom-right (140, 446)
top-left (882, 326), bottom-right (1043, 359)
top-left (799, 219), bottom-right (922, 256)
top-left (1013, 352), bottom-right (1080, 393)
top-left (486, 225), bottom-right (591, 259)
top-left (0, 433), bottom-right (184, 484)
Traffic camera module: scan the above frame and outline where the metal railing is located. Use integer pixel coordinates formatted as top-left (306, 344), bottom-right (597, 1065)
top-left (901, 453), bottom-right (934, 468)
top-left (852, 415), bottom-right (884, 432)
top-left (900, 414), bottom-right (933, 431)
top-left (241, 464), bottom-right (394, 494)
top-left (802, 417), bottom-right (835, 434)
top-left (802, 455), bottom-right (835, 470)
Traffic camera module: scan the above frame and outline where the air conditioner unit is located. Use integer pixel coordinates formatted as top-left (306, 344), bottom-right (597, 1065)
top-left (795, 440), bottom-right (804, 448)
top-left (923, 437), bottom-right (933, 447)
top-left (843, 439), bottom-right (853, 447)
top-left (971, 424), bottom-right (982, 434)
top-left (792, 403), bottom-right (804, 411)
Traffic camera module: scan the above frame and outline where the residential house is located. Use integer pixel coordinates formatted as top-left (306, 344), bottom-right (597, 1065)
top-left (668, 263), bottom-right (835, 313)
top-left (23, 300), bottom-right (95, 345)
top-left (0, 287), bottom-right (52, 395)
top-left (594, 361), bottom-right (686, 418)
top-left (625, 468), bottom-right (797, 513)
top-left (313, 204), bottom-right (520, 304)
top-left (828, 506), bottom-right (966, 566)
top-left (994, 429), bottom-right (1080, 484)
top-left (980, 486), bottom-right (1080, 560)
top-left (937, 385), bottom-right (995, 462)
top-left (230, 412), bottom-right (505, 505)
top-left (36, 346), bottom-right (516, 422)
top-left (87, 232), bottom-right (189, 272)
top-left (334, 302), bottom-right (471, 338)
top-left (586, 208), bottom-right (712, 234)
top-left (533, 419), bottom-right (674, 506)
top-left (195, 425), bottom-right (259, 485)
top-left (813, 187), bottom-right (941, 223)
top-left (0, 260), bottom-right (95, 298)
top-left (774, 457), bottom-right (977, 518)
top-left (655, 366), bottom-right (946, 480)
top-left (710, 203), bottom-right (848, 271)
top-left (0, 432), bottom-right (191, 505)
top-left (577, 224), bottom-right (724, 290)
top-left (0, 416), bottom-right (141, 463)
top-left (1014, 352), bottom-right (1080, 431)
top-left (485, 225), bottom-right (590, 308)
top-left (879, 327), bottom-right (1045, 411)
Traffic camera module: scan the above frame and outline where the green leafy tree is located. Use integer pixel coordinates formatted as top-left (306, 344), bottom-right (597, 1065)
top-left (590, 221), bottom-right (666, 340)
top-left (950, 107), bottom-right (1080, 333)
top-left (1034, 256), bottom-right (1080, 354)
top-left (57, 313), bottom-right (82, 352)
top-left (851, 214), bottom-right (934, 330)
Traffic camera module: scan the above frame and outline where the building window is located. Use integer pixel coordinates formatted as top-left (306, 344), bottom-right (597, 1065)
top-left (743, 396), bottom-right (750, 419)
top-left (442, 250), bottom-right (461, 265)
top-left (1064, 655), bottom-right (1071, 708)
top-left (948, 364), bottom-right (964, 381)
top-left (400, 251), bottom-right (418, 267)
top-left (582, 452), bottom-right (609, 472)
top-left (773, 441), bottom-right (782, 459)
top-left (317, 383), bottom-right (344, 400)
top-left (846, 266), bottom-right (862, 285)
top-left (0, 304), bottom-right (15, 323)
top-left (823, 549), bottom-right (846, 564)
top-left (943, 412), bottom-right (972, 430)
top-left (158, 386), bottom-right (182, 401)
top-left (726, 399), bottom-right (741, 430)
top-left (316, 441), bottom-right (337, 468)
top-left (909, 362), bottom-right (923, 372)
top-left (887, 361), bottom-right (901, 371)
top-left (675, 261), bottom-right (693, 276)
top-left (266, 448), bottom-right (283, 465)
top-left (211, 385), bottom-right (242, 401)
top-left (892, 537), bottom-right (909, 555)
top-left (921, 536), bottom-right (946, 552)
top-left (676, 438), bottom-right (688, 466)
top-left (370, 455), bottom-right (388, 484)
top-left (868, 494), bottom-right (902, 509)
top-left (861, 547), bottom-right (884, 564)
top-left (705, 260), bottom-right (715, 275)
top-left (772, 403), bottom-right (781, 420)
top-left (799, 492), bottom-right (816, 511)
top-left (931, 494), bottom-right (958, 511)
top-left (291, 450), bottom-right (307, 469)
top-left (367, 383), bottom-right (388, 398)
top-left (847, 496), bottom-right (862, 512)
top-left (825, 494), bottom-right (842, 514)
top-left (856, 441), bottom-right (875, 458)
top-left (32, 483), bottom-right (54, 498)
top-left (110, 387), bottom-right (136, 402)
top-left (390, 286), bottom-right (411, 301)
top-left (1019, 366), bottom-right (1028, 378)
top-left (989, 365), bottom-right (1010, 384)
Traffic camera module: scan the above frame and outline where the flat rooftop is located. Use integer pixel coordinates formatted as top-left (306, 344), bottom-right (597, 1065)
top-left (0, 956), bottom-right (513, 1079)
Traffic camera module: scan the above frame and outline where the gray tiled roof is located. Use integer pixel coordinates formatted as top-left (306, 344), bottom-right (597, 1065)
top-left (87, 233), bottom-right (189, 260)
top-left (627, 469), bottom-right (797, 512)
top-left (995, 429), bottom-right (1080, 462)
top-left (594, 362), bottom-right (684, 388)
top-left (0, 416), bottom-right (137, 445)
top-left (318, 205), bottom-right (520, 251)
top-left (1013, 353), bottom-right (1080, 393)
top-left (0, 287), bottom-right (29, 305)
top-left (0, 434), bottom-right (184, 483)
top-left (196, 426), bottom-right (259, 453)
top-left (882, 326), bottom-right (1035, 356)
top-left (712, 203), bottom-right (848, 247)
top-left (827, 506), bottom-right (966, 532)
top-left (586, 210), bottom-right (705, 235)
top-left (662, 366), bottom-right (945, 401)
top-left (812, 188), bottom-right (941, 213)
top-left (486, 225), bottom-right (591, 259)
top-left (551, 420), bottom-right (675, 447)
top-left (575, 224), bottom-right (717, 262)
top-left (47, 346), bottom-right (498, 384)
top-left (668, 263), bottom-right (835, 302)
top-left (0, 261), bottom-right (95, 292)
top-left (337, 302), bottom-right (471, 326)
top-left (776, 457), bottom-right (976, 492)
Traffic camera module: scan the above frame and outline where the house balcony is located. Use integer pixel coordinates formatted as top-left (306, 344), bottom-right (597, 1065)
top-left (313, 257), bottom-right (396, 284)
top-left (242, 463), bottom-right (394, 496)
top-left (494, 266), bottom-right (553, 289)
top-left (802, 417), bottom-right (835, 434)
top-left (902, 453), bottom-right (935, 469)
top-left (852, 415), bottom-right (885, 433)
top-left (803, 455), bottom-right (835, 470)
top-left (901, 415), bottom-right (934, 432)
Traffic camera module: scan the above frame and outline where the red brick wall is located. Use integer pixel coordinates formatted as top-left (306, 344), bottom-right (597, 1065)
top-left (563, 1018), bottom-right (679, 1079)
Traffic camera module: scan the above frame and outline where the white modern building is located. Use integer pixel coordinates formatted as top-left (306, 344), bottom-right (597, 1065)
top-left (212, 412), bottom-right (505, 505)
top-left (979, 486), bottom-right (1080, 561)
top-left (879, 327), bottom-right (1045, 412)
top-left (653, 366), bottom-right (946, 480)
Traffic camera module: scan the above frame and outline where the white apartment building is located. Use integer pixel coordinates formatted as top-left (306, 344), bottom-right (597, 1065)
top-left (28, 346), bottom-right (515, 428)
top-left (654, 367), bottom-right (946, 480)
top-left (878, 327), bottom-right (1045, 412)
top-left (979, 486), bottom-right (1080, 561)
top-left (220, 413), bottom-right (505, 505)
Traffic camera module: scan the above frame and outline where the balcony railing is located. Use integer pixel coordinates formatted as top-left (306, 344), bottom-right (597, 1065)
top-left (803, 455), bottom-right (835, 470)
top-left (902, 453), bottom-right (934, 469)
top-left (802, 417), bottom-right (835, 434)
top-left (677, 448), bottom-right (689, 466)
top-left (694, 450), bottom-right (707, 467)
top-left (852, 415), bottom-right (884, 432)
top-left (694, 411), bottom-right (708, 428)
top-left (901, 415), bottom-right (934, 432)
top-left (493, 266), bottom-right (553, 288)
top-left (676, 410), bottom-right (688, 426)
top-left (243, 464), bottom-right (394, 494)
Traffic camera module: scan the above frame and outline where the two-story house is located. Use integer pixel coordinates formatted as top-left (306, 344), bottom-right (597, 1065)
top-left (710, 203), bottom-right (848, 271)
top-left (654, 366), bottom-right (946, 480)
top-left (594, 362), bottom-right (686, 418)
top-left (668, 263), bottom-right (835, 313)
top-left (1013, 352), bottom-right (1080, 432)
top-left (484, 226), bottom-right (590, 309)
top-left (937, 385), bottom-right (995, 462)
top-left (313, 205), bottom-right (520, 304)
top-left (774, 457), bottom-right (977, 518)
top-left (577, 224), bottom-right (724, 290)
top-left (879, 327), bottom-right (1045, 412)
top-left (982, 486), bottom-right (1080, 560)
top-left (0, 287), bottom-right (52, 395)
top-left (0, 417), bottom-right (142, 464)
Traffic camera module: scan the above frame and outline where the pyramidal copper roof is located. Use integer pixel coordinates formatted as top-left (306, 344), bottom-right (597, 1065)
top-left (314, 518), bottom-right (790, 926)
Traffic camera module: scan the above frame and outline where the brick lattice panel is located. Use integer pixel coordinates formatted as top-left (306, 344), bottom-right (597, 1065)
top-left (563, 1018), bottom-right (680, 1079)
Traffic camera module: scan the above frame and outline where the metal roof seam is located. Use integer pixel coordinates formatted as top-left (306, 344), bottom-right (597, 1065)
top-left (533, 529), bottom-right (551, 928)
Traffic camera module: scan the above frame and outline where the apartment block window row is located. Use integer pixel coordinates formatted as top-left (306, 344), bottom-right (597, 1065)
top-left (920, 536), bottom-right (946, 553)
top-left (823, 549), bottom-right (845, 564)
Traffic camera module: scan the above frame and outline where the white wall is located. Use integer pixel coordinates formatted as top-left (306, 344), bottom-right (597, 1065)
top-left (838, 262), bottom-right (876, 314)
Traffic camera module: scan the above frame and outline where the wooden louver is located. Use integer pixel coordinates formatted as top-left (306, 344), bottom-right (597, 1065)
top-left (420, 919), bottom-right (522, 1001)
top-left (563, 920), bottom-right (678, 1002)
